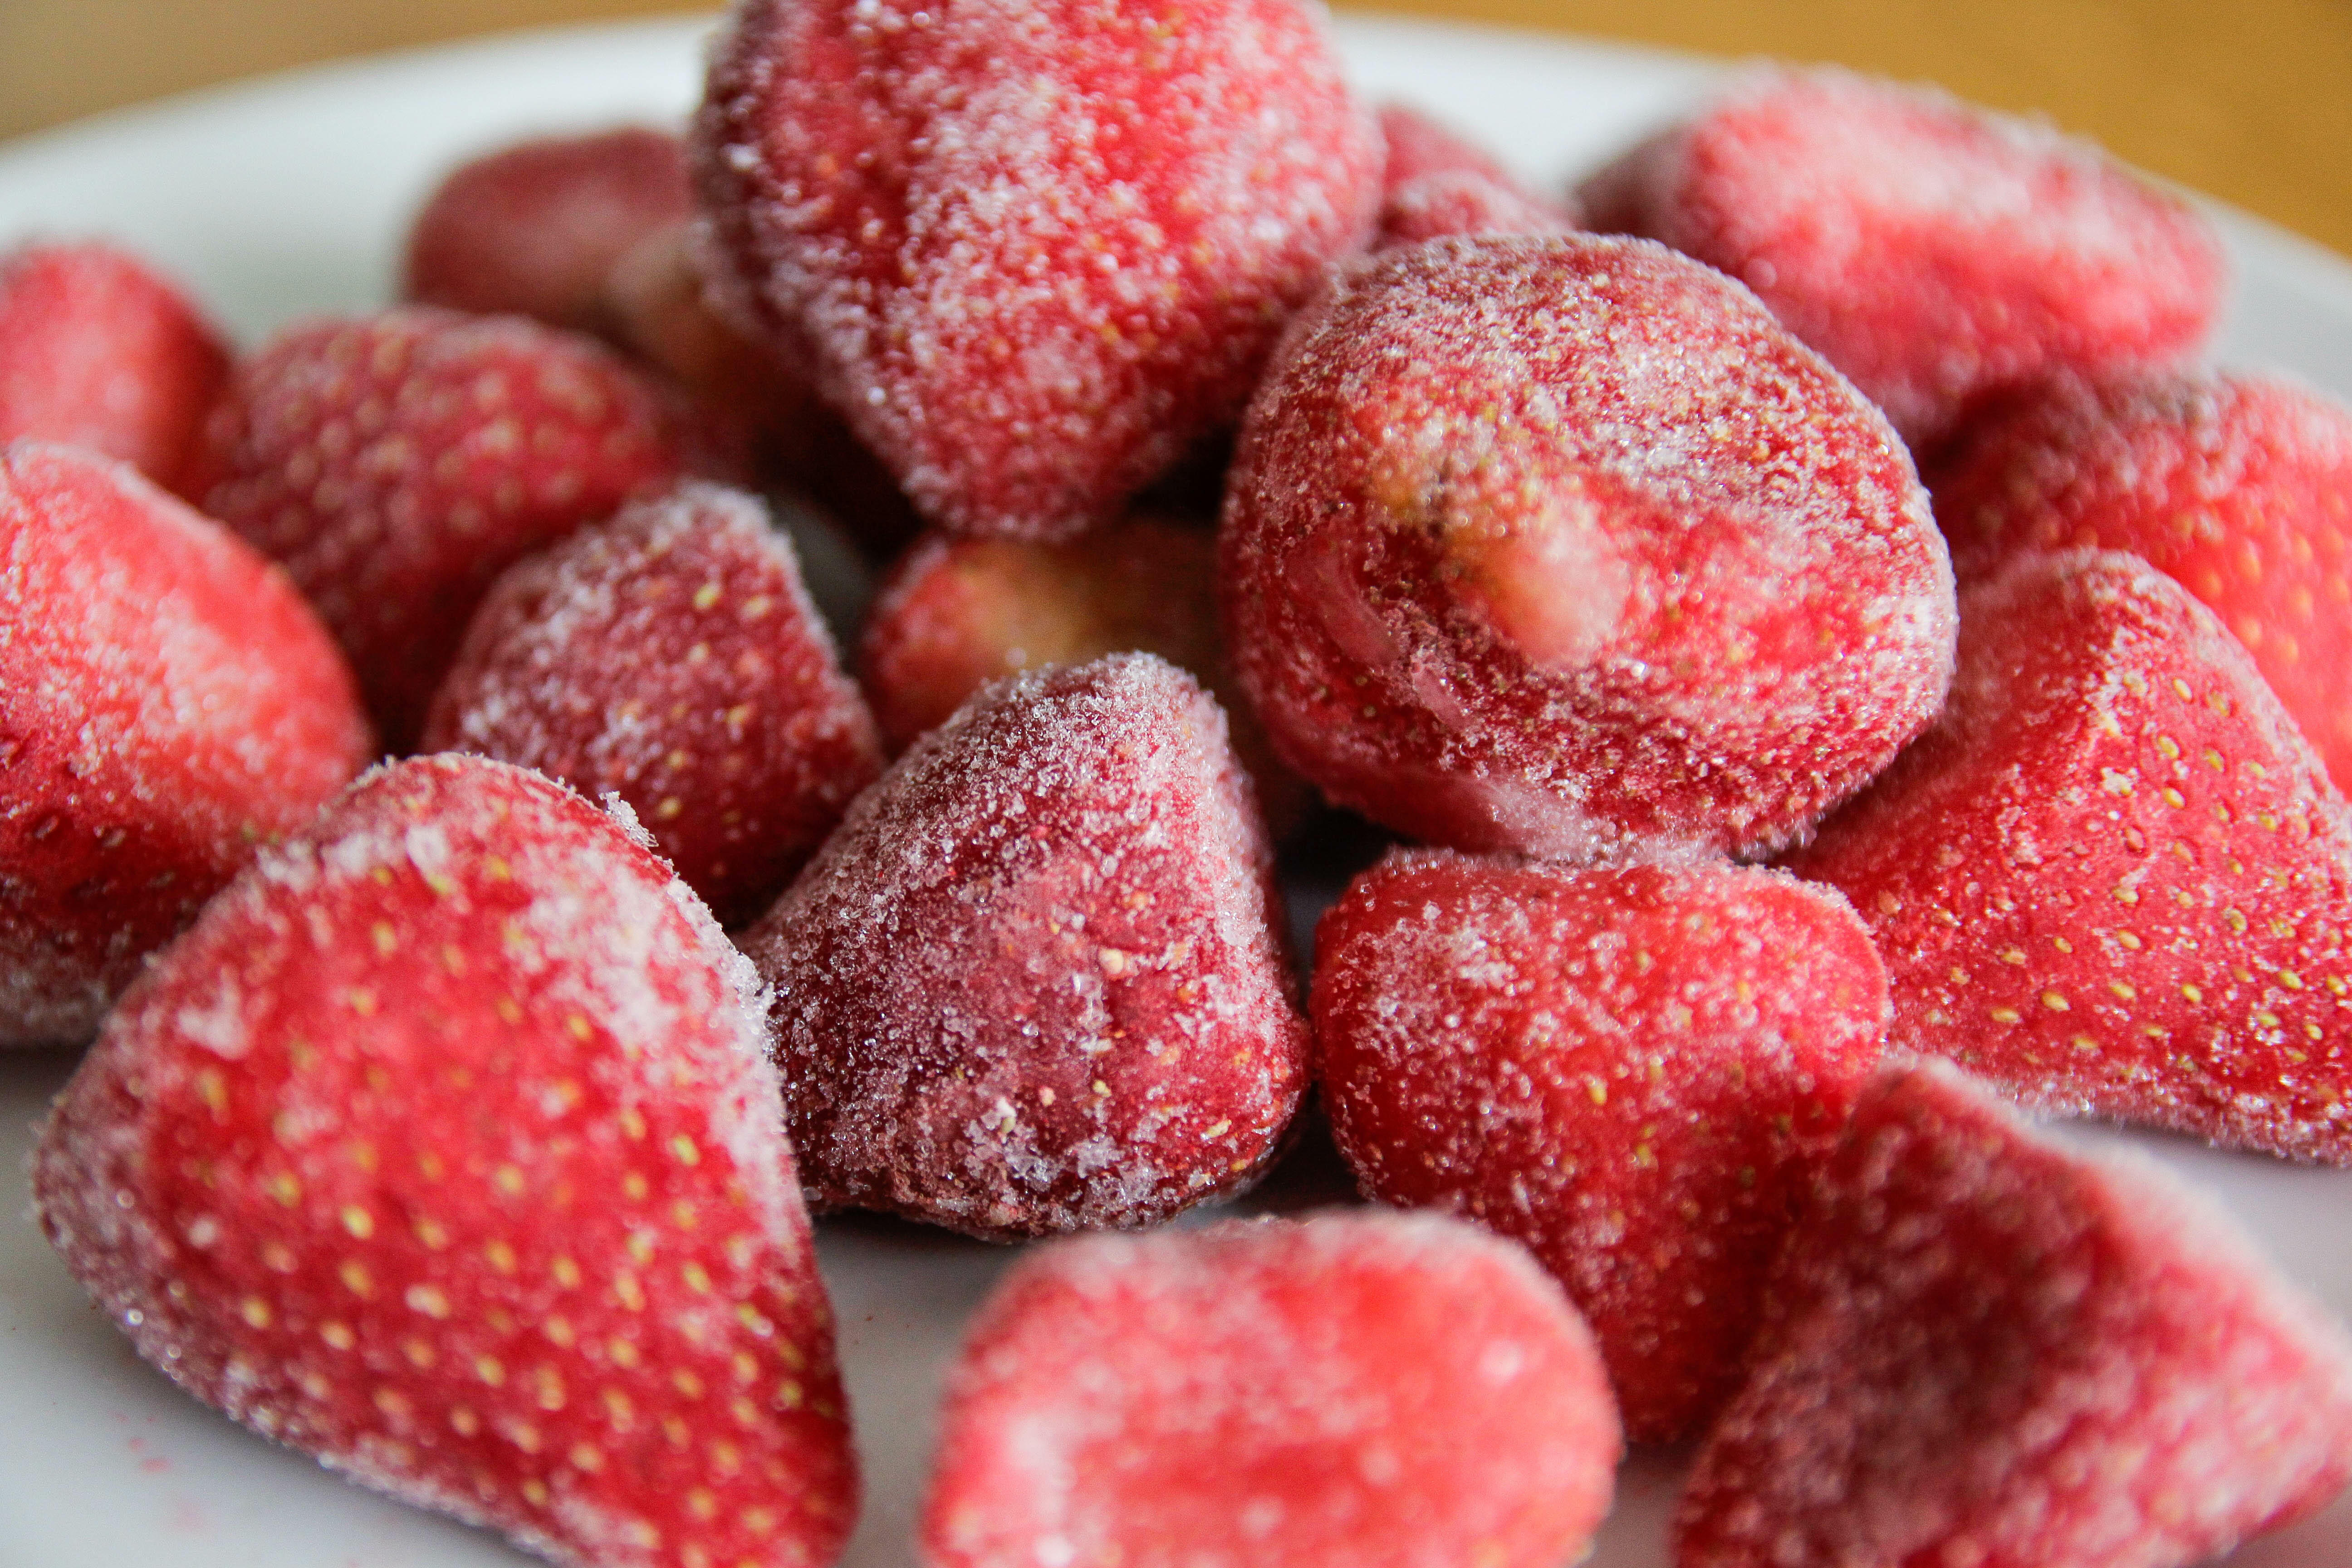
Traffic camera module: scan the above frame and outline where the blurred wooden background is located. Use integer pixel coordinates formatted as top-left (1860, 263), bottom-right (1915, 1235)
top-left (3, 0), bottom-right (2347, 257)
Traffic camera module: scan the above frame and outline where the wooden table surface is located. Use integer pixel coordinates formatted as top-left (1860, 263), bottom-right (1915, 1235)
top-left (3, 0), bottom-right (2348, 259)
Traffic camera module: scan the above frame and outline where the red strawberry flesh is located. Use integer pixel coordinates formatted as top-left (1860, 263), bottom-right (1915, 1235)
top-left (1314, 850), bottom-right (1888, 1440)
top-left (921, 1210), bottom-right (1622, 1568)
top-left (1674, 1060), bottom-right (2352, 1568)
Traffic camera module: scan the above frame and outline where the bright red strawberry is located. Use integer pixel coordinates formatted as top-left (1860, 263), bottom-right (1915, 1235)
top-left (1, 442), bottom-right (368, 1047)
top-left (1314, 850), bottom-right (1888, 1441)
top-left (1579, 69), bottom-right (2224, 450)
top-left (1221, 233), bottom-right (1955, 861)
top-left (921, 1210), bottom-right (1621, 1568)
top-left (1373, 103), bottom-right (1575, 250)
top-left (1675, 1061), bottom-right (2352, 1568)
top-left (693, 0), bottom-right (1382, 541)
top-left (1788, 549), bottom-right (2352, 1162)
top-left (403, 127), bottom-right (694, 335)
top-left (32, 753), bottom-right (858, 1568)
top-left (423, 481), bottom-right (882, 929)
top-left (859, 516), bottom-right (1309, 832)
top-left (0, 240), bottom-right (230, 495)
top-left (192, 307), bottom-right (688, 748)
top-left (737, 652), bottom-right (1307, 1239)
top-left (1931, 369), bottom-right (2352, 786)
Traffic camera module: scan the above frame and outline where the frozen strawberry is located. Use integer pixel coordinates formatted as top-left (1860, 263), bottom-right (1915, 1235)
top-left (1373, 103), bottom-right (1575, 250)
top-left (403, 126), bottom-right (694, 336)
top-left (0, 240), bottom-right (230, 495)
top-left (604, 225), bottom-right (926, 560)
top-left (738, 652), bottom-right (1307, 1239)
top-left (1578, 69), bottom-right (2224, 450)
top-left (859, 517), bottom-right (1309, 831)
top-left (1221, 233), bottom-right (1955, 861)
top-left (1788, 549), bottom-right (2352, 1162)
top-left (1931, 369), bottom-right (2352, 788)
top-left (693, 0), bottom-right (1383, 541)
top-left (922, 1210), bottom-right (1620, 1568)
top-left (1, 443), bottom-right (368, 1048)
top-left (1675, 1061), bottom-right (2352, 1568)
top-left (1314, 850), bottom-right (1887, 1441)
top-left (32, 754), bottom-right (858, 1568)
top-left (423, 481), bottom-right (882, 929)
top-left (193, 307), bottom-right (688, 749)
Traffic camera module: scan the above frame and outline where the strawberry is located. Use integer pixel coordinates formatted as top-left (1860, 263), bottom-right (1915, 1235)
top-left (32, 753), bottom-right (858, 1568)
top-left (403, 126), bottom-right (694, 336)
top-left (1788, 549), bottom-right (2352, 1162)
top-left (858, 516), bottom-right (1310, 832)
top-left (1, 442), bottom-right (368, 1048)
top-left (921, 1210), bottom-right (1621, 1568)
top-left (1931, 369), bottom-right (2352, 787)
top-left (737, 652), bottom-right (1308, 1240)
top-left (191, 307), bottom-right (688, 749)
top-left (423, 481), bottom-right (883, 930)
top-left (1675, 1061), bottom-right (2352, 1568)
top-left (0, 240), bottom-right (231, 496)
top-left (1373, 103), bottom-right (1576, 250)
top-left (693, 0), bottom-right (1383, 541)
top-left (1578, 68), bottom-right (2224, 449)
top-left (1314, 850), bottom-right (1888, 1441)
top-left (1220, 233), bottom-right (1955, 861)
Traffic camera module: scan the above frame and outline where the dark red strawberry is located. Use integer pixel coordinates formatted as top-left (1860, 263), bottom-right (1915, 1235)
top-left (192, 307), bottom-right (688, 748)
top-left (1788, 549), bottom-right (2352, 1162)
top-left (1, 442), bottom-right (368, 1047)
top-left (1931, 369), bottom-right (2352, 786)
top-left (737, 653), bottom-right (1308, 1239)
top-left (424, 481), bottom-right (882, 929)
top-left (32, 753), bottom-right (858, 1568)
top-left (1221, 233), bottom-right (1955, 861)
top-left (693, 0), bottom-right (1382, 541)
top-left (922, 1210), bottom-right (1621, 1568)
top-left (1579, 68), bottom-right (2224, 450)
top-left (858, 516), bottom-right (1309, 832)
top-left (1315, 850), bottom-right (1888, 1441)
top-left (1675, 1061), bottom-right (2352, 1568)
top-left (403, 126), bottom-right (693, 336)
top-left (0, 240), bottom-right (230, 496)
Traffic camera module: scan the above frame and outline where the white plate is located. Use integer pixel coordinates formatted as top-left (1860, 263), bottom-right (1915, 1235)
top-left (6, 12), bottom-right (2352, 1567)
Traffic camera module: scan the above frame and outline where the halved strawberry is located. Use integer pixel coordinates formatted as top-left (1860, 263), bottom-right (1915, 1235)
top-left (192, 307), bottom-right (688, 748)
top-left (1675, 1061), bottom-right (2352, 1568)
top-left (922, 1210), bottom-right (1621, 1568)
top-left (738, 652), bottom-right (1308, 1239)
top-left (424, 481), bottom-right (882, 929)
top-left (0, 240), bottom-right (230, 496)
top-left (1788, 549), bottom-right (2352, 1162)
top-left (32, 754), bottom-right (857, 1568)
top-left (1315, 850), bottom-right (1888, 1441)
top-left (1, 442), bottom-right (368, 1047)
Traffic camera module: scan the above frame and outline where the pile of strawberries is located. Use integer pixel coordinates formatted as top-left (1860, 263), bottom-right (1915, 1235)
top-left (9, 2), bottom-right (2352, 1566)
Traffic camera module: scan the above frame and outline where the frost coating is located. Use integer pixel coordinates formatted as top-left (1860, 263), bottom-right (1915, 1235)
top-left (1221, 233), bottom-right (1955, 860)
top-left (921, 1210), bottom-right (1621, 1568)
top-left (0, 443), bottom-right (368, 1047)
top-left (31, 754), bottom-right (855, 1568)
top-left (1580, 67), bottom-right (2224, 448)
top-left (692, 0), bottom-right (1382, 541)
top-left (740, 652), bottom-right (1307, 1239)
top-left (425, 480), bottom-right (882, 928)
top-left (1675, 1061), bottom-right (2352, 1568)
top-left (1314, 850), bottom-right (1888, 1441)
